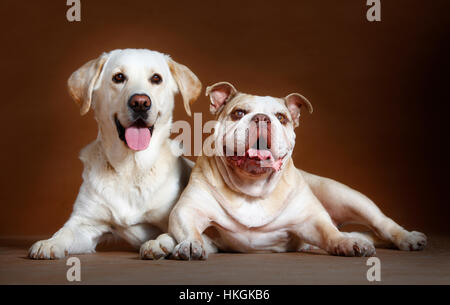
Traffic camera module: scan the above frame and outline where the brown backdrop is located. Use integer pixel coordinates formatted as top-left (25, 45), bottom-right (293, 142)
top-left (0, 0), bottom-right (449, 236)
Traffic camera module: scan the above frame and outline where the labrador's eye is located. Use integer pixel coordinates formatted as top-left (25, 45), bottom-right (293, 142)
top-left (276, 113), bottom-right (288, 125)
top-left (112, 73), bottom-right (126, 84)
top-left (150, 73), bottom-right (162, 84)
top-left (231, 109), bottom-right (246, 121)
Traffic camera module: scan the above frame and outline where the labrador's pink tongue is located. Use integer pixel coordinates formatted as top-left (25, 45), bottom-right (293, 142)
top-left (125, 126), bottom-right (151, 151)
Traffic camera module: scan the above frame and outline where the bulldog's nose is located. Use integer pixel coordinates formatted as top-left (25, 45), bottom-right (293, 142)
top-left (252, 113), bottom-right (271, 124)
top-left (249, 113), bottom-right (272, 150)
top-left (128, 94), bottom-right (151, 113)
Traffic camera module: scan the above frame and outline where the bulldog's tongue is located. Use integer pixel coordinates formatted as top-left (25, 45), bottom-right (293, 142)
top-left (246, 148), bottom-right (282, 171)
top-left (247, 148), bottom-right (272, 160)
top-left (125, 125), bottom-right (151, 151)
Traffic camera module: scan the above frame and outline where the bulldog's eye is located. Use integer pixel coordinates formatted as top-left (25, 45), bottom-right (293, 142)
top-left (150, 73), bottom-right (162, 84)
top-left (231, 109), bottom-right (246, 121)
top-left (276, 113), bottom-right (288, 125)
top-left (112, 73), bottom-right (126, 84)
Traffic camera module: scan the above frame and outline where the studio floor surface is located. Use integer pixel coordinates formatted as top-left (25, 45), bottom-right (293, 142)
top-left (1, 235), bottom-right (449, 285)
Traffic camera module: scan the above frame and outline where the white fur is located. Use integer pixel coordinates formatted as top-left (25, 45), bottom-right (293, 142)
top-left (159, 83), bottom-right (427, 260)
top-left (29, 49), bottom-right (198, 259)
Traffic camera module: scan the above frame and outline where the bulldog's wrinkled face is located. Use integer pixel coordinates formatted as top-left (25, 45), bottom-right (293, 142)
top-left (68, 49), bottom-right (201, 156)
top-left (218, 94), bottom-right (296, 176)
top-left (206, 82), bottom-right (312, 196)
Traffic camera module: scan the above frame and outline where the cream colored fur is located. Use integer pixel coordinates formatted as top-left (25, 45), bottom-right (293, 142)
top-left (142, 81), bottom-right (427, 260)
top-left (29, 49), bottom-right (200, 259)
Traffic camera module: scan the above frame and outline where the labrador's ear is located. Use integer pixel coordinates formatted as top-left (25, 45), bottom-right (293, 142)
top-left (167, 58), bottom-right (202, 117)
top-left (206, 81), bottom-right (238, 115)
top-left (284, 93), bottom-right (313, 128)
top-left (67, 52), bottom-right (110, 116)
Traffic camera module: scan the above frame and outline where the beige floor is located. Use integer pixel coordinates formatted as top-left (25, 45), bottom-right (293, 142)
top-left (1, 235), bottom-right (449, 285)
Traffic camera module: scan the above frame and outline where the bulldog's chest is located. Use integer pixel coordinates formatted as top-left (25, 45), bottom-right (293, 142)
top-left (210, 224), bottom-right (294, 252)
top-left (208, 190), bottom-right (306, 252)
top-left (212, 188), bottom-right (295, 229)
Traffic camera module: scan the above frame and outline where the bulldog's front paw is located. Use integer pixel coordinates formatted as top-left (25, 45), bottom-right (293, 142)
top-left (140, 233), bottom-right (176, 260)
top-left (28, 239), bottom-right (68, 260)
top-left (394, 231), bottom-right (427, 251)
top-left (172, 240), bottom-right (207, 260)
top-left (329, 237), bottom-right (376, 257)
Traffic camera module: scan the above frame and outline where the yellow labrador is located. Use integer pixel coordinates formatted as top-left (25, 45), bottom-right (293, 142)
top-left (29, 49), bottom-right (201, 259)
top-left (142, 82), bottom-right (427, 260)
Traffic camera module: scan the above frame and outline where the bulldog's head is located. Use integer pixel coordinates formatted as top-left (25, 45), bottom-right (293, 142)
top-left (206, 81), bottom-right (312, 197)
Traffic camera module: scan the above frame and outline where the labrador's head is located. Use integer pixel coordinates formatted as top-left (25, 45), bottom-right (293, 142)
top-left (68, 49), bottom-right (201, 156)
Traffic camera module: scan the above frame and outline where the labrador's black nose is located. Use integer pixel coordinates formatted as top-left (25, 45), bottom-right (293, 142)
top-left (128, 94), bottom-right (151, 113)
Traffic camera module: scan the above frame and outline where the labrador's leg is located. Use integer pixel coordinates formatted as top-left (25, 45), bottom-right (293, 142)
top-left (117, 223), bottom-right (162, 249)
top-left (140, 233), bottom-right (177, 260)
top-left (302, 171), bottom-right (427, 251)
top-left (28, 216), bottom-right (109, 259)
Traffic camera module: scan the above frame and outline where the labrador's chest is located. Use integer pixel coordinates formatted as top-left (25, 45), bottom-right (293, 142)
top-left (103, 179), bottom-right (156, 226)
top-left (85, 164), bottom-right (181, 228)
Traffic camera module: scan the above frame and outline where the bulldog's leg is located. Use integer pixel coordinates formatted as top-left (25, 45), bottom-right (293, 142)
top-left (293, 203), bottom-right (376, 257)
top-left (167, 187), bottom-right (217, 260)
top-left (302, 171), bottom-right (427, 251)
top-left (169, 205), bottom-right (213, 260)
top-left (28, 215), bottom-right (108, 259)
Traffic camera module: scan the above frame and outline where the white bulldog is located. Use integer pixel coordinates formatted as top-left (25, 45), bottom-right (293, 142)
top-left (29, 49), bottom-right (201, 259)
top-left (141, 81), bottom-right (427, 260)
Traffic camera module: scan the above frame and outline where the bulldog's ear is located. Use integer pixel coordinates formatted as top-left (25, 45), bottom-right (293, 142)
top-left (206, 81), bottom-right (238, 115)
top-left (67, 52), bottom-right (110, 116)
top-left (168, 58), bottom-right (202, 117)
top-left (284, 93), bottom-right (313, 127)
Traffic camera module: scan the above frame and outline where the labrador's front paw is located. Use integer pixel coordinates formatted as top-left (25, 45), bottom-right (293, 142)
top-left (395, 231), bottom-right (427, 251)
top-left (172, 240), bottom-right (207, 260)
top-left (140, 233), bottom-right (176, 260)
top-left (28, 239), bottom-right (68, 260)
top-left (329, 237), bottom-right (376, 257)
